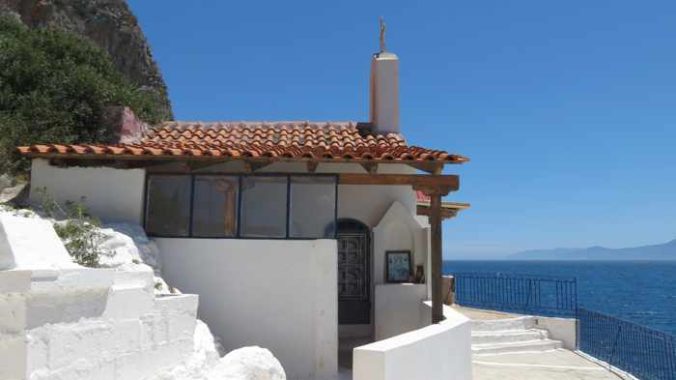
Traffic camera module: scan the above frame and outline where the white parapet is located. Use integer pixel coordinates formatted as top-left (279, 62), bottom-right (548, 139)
top-left (374, 283), bottom-right (427, 340)
top-left (354, 302), bottom-right (473, 380)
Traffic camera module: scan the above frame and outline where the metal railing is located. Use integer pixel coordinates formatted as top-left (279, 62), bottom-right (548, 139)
top-left (452, 272), bottom-right (577, 317)
top-left (451, 271), bottom-right (676, 379)
top-left (578, 308), bottom-right (676, 380)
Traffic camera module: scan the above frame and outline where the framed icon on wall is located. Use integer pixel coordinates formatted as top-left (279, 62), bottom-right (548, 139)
top-left (385, 250), bottom-right (413, 283)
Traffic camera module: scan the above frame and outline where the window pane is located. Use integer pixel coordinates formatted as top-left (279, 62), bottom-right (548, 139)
top-left (240, 176), bottom-right (287, 238)
top-left (289, 176), bottom-right (336, 238)
top-left (145, 175), bottom-right (191, 236)
top-left (193, 176), bottom-right (239, 237)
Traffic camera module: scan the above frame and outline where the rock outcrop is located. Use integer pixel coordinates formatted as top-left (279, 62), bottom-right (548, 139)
top-left (0, 0), bottom-right (173, 119)
top-left (208, 347), bottom-right (286, 380)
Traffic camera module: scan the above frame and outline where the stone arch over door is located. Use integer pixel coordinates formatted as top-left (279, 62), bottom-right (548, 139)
top-left (336, 218), bottom-right (371, 325)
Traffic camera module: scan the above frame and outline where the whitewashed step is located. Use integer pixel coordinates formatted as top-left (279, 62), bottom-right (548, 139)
top-left (471, 316), bottom-right (536, 332)
top-left (472, 329), bottom-right (549, 345)
top-left (473, 339), bottom-right (563, 355)
top-left (103, 284), bottom-right (154, 319)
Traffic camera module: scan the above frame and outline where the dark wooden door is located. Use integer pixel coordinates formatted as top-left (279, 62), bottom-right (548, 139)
top-left (337, 220), bottom-right (370, 324)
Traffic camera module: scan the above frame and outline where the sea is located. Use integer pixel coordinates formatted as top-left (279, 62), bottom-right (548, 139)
top-left (443, 260), bottom-right (676, 335)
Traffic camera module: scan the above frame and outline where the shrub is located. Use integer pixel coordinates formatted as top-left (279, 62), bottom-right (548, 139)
top-left (36, 188), bottom-right (106, 268)
top-left (0, 15), bottom-right (166, 173)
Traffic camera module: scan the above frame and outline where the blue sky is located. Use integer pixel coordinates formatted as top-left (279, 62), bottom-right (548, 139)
top-left (128, 0), bottom-right (676, 259)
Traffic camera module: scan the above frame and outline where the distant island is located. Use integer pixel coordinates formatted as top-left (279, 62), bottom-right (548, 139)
top-left (510, 238), bottom-right (676, 260)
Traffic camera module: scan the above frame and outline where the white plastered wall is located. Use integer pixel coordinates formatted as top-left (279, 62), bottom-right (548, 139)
top-left (156, 238), bottom-right (338, 380)
top-left (29, 159), bottom-right (146, 224)
top-left (371, 202), bottom-right (430, 340)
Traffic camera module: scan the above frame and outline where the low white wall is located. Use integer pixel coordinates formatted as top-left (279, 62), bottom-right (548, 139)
top-left (354, 302), bottom-right (472, 380)
top-left (535, 316), bottom-right (577, 350)
top-left (374, 284), bottom-right (427, 340)
top-left (157, 238), bottom-right (338, 380)
top-left (29, 159), bottom-right (145, 224)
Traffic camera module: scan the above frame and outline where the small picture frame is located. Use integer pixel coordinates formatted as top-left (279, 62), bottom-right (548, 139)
top-left (386, 250), bottom-right (413, 283)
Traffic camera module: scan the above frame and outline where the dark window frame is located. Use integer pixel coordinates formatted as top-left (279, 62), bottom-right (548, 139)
top-left (192, 175), bottom-right (240, 238)
top-left (143, 173), bottom-right (339, 240)
top-left (143, 174), bottom-right (193, 237)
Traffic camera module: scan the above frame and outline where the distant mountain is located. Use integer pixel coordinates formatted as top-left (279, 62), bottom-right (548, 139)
top-left (510, 239), bottom-right (676, 260)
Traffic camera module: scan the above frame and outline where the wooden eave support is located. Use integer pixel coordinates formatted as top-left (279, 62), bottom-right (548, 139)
top-left (417, 205), bottom-right (458, 220)
top-left (242, 160), bottom-right (272, 173)
top-left (417, 202), bottom-right (470, 220)
top-left (360, 162), bottom-right (378, 174)
top-left (307, 161), bottom-right (319, 173)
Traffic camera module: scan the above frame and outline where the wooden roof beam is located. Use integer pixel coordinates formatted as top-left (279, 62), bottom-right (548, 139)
top-left (338, 173), bottom-right (459, 195)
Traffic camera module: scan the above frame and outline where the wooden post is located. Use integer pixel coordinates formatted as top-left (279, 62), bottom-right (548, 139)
top-left (430, 192), bottom-right (444, 323)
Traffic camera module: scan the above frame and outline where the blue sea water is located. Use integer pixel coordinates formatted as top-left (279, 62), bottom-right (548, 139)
top-left (443, 260), bottom-right (676, 335)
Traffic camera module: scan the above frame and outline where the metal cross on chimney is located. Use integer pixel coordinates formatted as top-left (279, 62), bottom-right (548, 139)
top-left (379, 17), bottom-right (386, 53)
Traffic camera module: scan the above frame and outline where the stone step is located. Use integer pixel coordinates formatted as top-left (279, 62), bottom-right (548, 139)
top-left (472, 338), bottom-right (563, 355)
top-left (471, 316), bottom-right (536, 332)
top-left (472, 328), bottom-right (549, 345)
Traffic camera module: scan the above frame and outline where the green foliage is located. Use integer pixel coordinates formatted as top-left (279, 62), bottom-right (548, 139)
top-left (0, 15), bottom-right (166, 173)
top-left (36, 187), bottom-right (106, 268)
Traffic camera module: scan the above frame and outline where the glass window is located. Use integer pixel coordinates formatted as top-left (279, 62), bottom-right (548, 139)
top-left (289, 176), bottom-right (336, 238)
top-left (240, 176), bottom-right (287, 238)
top-left (193, 176), bottom-right (239, 237)
top-left (145, 175), bottom-right (192, 236)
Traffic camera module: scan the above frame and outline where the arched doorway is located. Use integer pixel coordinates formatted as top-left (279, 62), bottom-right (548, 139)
top-left (336, 219), bottom-right (371, 325)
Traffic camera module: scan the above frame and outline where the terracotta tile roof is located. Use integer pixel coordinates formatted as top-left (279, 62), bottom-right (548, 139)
top-left (18, 121), bottom-right (468, 164)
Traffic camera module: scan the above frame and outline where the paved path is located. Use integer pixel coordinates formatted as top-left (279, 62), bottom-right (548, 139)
top-left (473, 350), bottom-right (625, 380)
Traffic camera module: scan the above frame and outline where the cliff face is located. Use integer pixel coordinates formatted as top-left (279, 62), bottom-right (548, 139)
top-left (0, 0), bottom-right (173, 120)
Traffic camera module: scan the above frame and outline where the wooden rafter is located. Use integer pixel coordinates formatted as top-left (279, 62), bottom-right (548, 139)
top-left (417, 201), bottom-right (470, 220)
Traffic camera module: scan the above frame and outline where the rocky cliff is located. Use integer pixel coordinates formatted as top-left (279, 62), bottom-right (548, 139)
top-left (0, 0), bottom-right (173, 119)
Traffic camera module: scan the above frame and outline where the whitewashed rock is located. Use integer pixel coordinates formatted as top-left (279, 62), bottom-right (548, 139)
top-left (0, 212), bottom-right (78, 270)
top-left (149, 320), bottom-right (221, 380)
top-left (99, 223), bottom-right (173, 294)
top-left (98, 227), bottom-right (141, 267)
top-left (0, 182), bottom-right (27, 204)
top-left (208, 346), bottom-right (286, 380)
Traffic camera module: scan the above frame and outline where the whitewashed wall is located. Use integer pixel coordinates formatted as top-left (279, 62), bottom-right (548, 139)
top-left (372, 201), bottom-right (428, 286)
top-left (374, 284), bottom-right (427, 340)
top-left (535, 316), bottom-right (577, 350)
top-left (30, 159), bottom-right (145, 224)
top-left (157, 238), bottom-right (338, 380)
top-left (353, 302), bottom-right (472, 380)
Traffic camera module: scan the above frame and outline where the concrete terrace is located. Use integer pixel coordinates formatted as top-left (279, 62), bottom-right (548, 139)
top-left (453, 306), bottom-right (631, 380)
top-left (474, 350), bottom-right (624, 380)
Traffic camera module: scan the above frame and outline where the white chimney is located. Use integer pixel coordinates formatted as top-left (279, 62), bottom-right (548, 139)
top-left (369, 18), bottom-right (399, 134)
